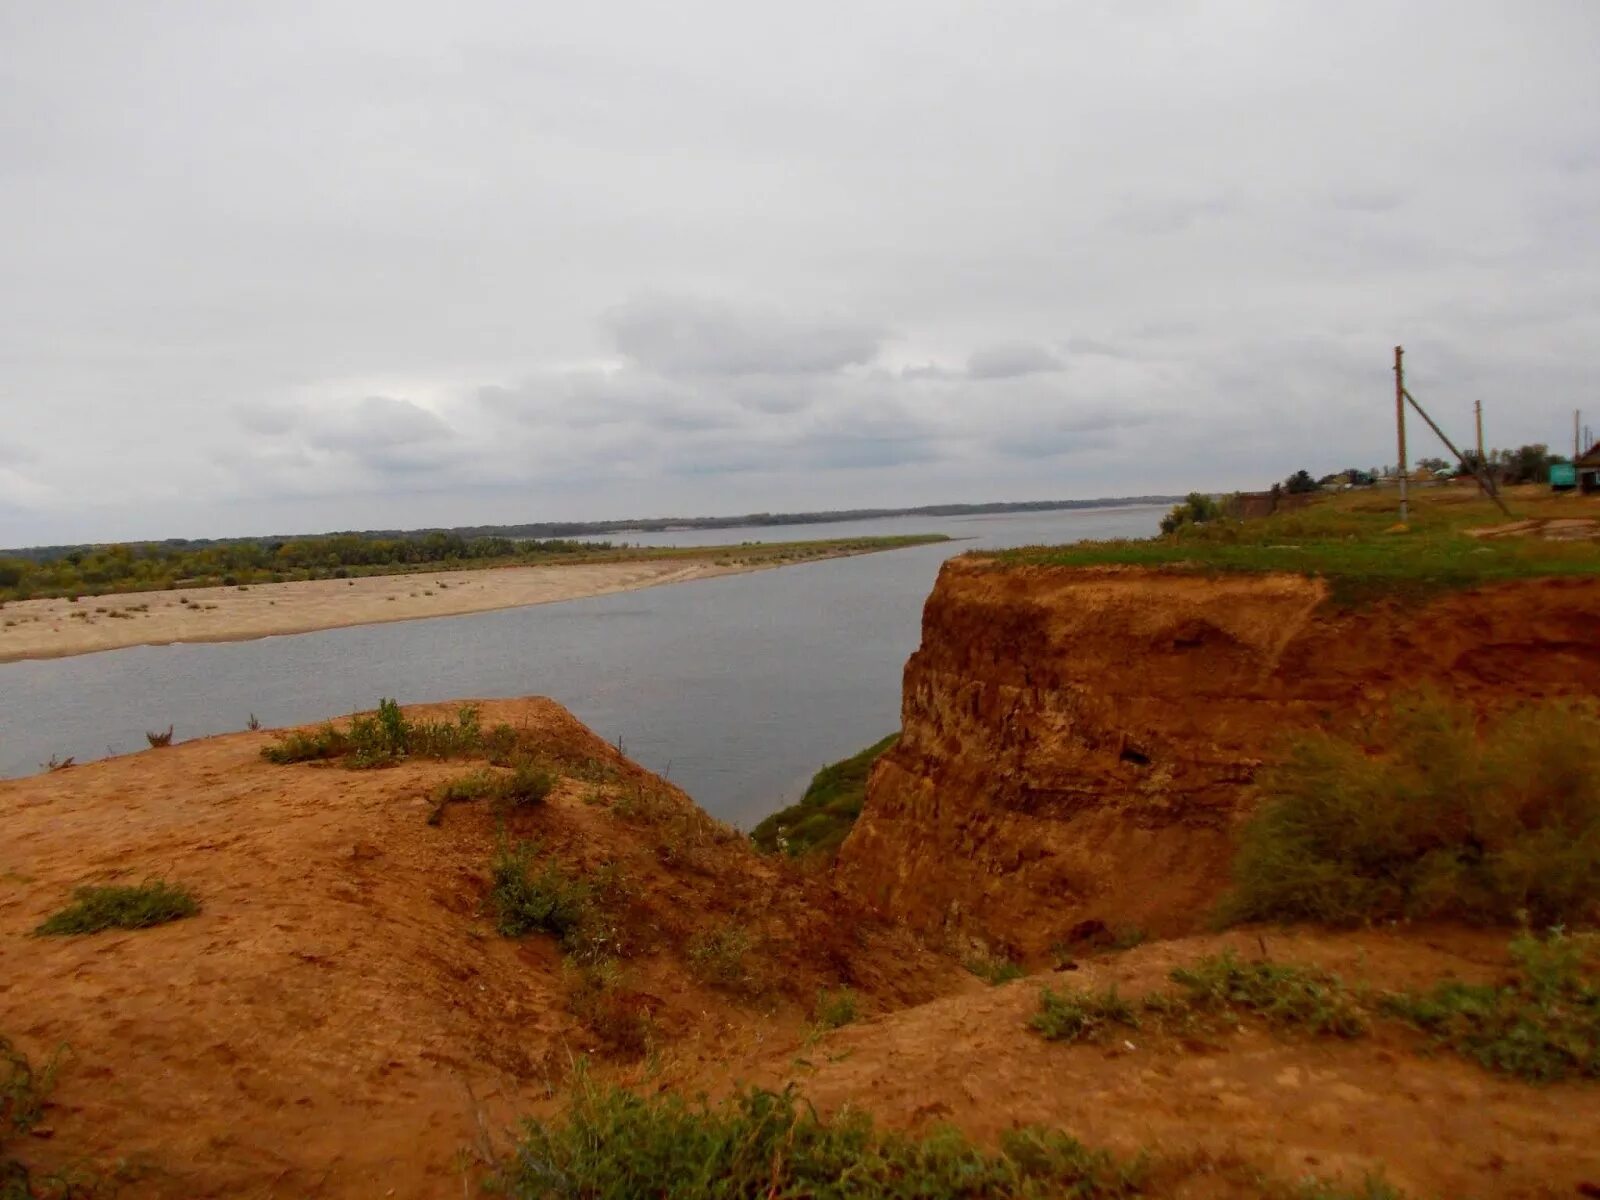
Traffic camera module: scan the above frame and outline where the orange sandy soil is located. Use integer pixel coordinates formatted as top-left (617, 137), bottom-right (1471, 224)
top-left (0, 700), bottom-right (955, 1198)
top-left (0, 551), bottom-right (849, 665)
top-left (3, 700), bottom-right (1596, 1198)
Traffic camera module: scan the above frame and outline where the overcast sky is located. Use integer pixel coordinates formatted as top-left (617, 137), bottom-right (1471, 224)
top-left (2, 2), bottom-right (1597, 544)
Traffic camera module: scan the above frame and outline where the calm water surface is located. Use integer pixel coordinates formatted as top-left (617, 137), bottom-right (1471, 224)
top-left (0, 506), bottom-right (1161, 825)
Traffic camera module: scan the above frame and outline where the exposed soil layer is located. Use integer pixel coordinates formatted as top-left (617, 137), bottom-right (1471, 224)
top-left (0, 700), bottom-right (956, 1198)
top-left (836, 562), bottom-right (1600, 954)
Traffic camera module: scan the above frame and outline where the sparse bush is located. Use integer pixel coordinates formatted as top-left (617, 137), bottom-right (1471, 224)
top-left (687, 925), bottom-right (764, 996)
top-left (1158, 951), bottom-right (1367, 1038)
top-left (488, 842), bottom-right (621, 963)
top-left (964, 951), bottom-right (1025, 986)
top-left (144, 725), bottom-right (174, 748)
top-left (261, 723), bottom-right (349, 764)
top-left (1220, 694), bottom-right (1600, 927)
top-left (1381, 929), bottom-right (1599, 1082)
top-left (1031, 986), bottom-right (1139, 1043)
top-left (492, 1073), bottom-right (1145, 1199)
top-left (812, 986), bottom-right (859, 1030)
top-left (429, 761), bottom-right (555, 824)
top-left (493, 760), bottom-right (556, 810)
top-left (1159, 492), bottom-right (1224, 535)
top-left (245, 713), bottom-right (260, 732)
top-left (42, 756), bottom-right (74, 773)
top-left (565, 961), bottom-right (656, 1058)
top-left (35, 880), bottom-right (199, 936)
top-left (3, 1034), bottom-right (67, 1199)
top-left (262, 700), bottom-right (491, 769)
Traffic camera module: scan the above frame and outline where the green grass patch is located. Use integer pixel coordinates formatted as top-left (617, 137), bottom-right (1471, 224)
top-left (964, 951), bottom-right (1025, 987)
top-left (989, 491), bottom-right (1599, 604)
top-left (686, 925), bottom-right (767, 998)
top-left (1031, 986), bottom-right (1139, 1043)
top-left (262, 699), bottom-right (511, 769)
top-left (564, 961), bottom-right (657, 1059)
top-left (35, 880), bottom-right (198, 936)
top-left (3, 1035), bottom-right (62, 1200)
top-left (1219, 693), bottom-right (1600, 927)
top-left (488, 841), bottom-right (622, 963)
top-left (1031, 954), bottom-right (1363, 1045)
top-left (492, 1072), bottom-right (1145, 1199)
top-left (750, 734), bottom-right (897, 859)
top-left (1160, 951), bottom-right (1368, 1038)
top-left (1381, 930), bottom-right (1598, 1082)
top-left (812, 986), bottom-right (859, 1030)
top-left (428, 761), bottom-right (556, 824)
top-left (1030, 936), bottom-right (1600, 1086)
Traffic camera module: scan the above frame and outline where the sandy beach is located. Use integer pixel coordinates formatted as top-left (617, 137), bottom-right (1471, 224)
top-left (0, 556), bottom-right (797, 664)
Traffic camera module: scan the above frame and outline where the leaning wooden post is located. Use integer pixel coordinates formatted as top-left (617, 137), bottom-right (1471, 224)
top-left (1394, 345), bottom-right (1409, 522)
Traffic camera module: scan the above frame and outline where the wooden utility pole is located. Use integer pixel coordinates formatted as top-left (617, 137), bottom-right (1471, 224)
top-left (1474, 400), bottom-right (1484, 464)
top-left (1394, 345), bottom-right (1409, 522)
top-left (1578, 410), bottom-right (1583, 460)
top-left (1403, 386), bottom-right (1511, 516)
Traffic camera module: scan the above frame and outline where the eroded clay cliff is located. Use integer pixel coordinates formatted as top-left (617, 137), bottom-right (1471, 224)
top-left (836, 559), bottom-right (1600, 954)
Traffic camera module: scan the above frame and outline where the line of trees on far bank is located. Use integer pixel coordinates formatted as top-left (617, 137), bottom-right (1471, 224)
top-left (0, 534), bottom-right (615, 601)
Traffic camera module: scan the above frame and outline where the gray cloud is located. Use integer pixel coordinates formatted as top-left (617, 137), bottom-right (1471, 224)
top-left (0, 2), bottom-right (1596, 543)
top-left (967, 343), bottom-right (1063, 380)
top-left (603, 295), bottom-right (883, 377)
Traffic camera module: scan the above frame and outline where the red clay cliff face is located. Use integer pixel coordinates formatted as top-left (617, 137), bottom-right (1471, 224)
top-left (836, 560), bottom-right (1600, 955)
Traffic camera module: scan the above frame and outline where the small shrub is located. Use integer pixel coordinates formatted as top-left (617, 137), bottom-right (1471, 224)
top-left (3, 1034), bottom-right (64, 1198)
top-left (1220, 694), bottom-right (1600, 927)
top-left (965, 951), bottom-right (1025, 986)
top-left (565, 961), bottom-right (656, 1058)
top-left (1381, 929), bottom-right (1599, 1081)
top-left (687, 925), bottom-right (764, 996)
top-left (1031, 986), bottom-right (1139, 1043)
top-left (488, 842), bottom-right (621, 963)
top-left (493, 760), bottom-right (556, 810)
top-left (1161, 951), bottom-right (1367, 1038)
top-left (261, 723), bottom-right (349, 764)
top-left (42, 755), bottom-right (74, 773)
top-left (35, 880), bottom-right (199, 936)
top-left (429, 761), bottom-right (555, 824)
top-left (1159, 491), bottom-right (1225, 535)
top-left (813, 986), bottom-right (859, 1030)
top-left (262, 701), bottom-right (489, 770)
top-left (493, 1073), bottom-right (1144, 1199)
top-left (246, 713), bottom-right (261, 732)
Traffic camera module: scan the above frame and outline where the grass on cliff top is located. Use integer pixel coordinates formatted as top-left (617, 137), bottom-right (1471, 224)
top-left (987, 486), bottom-right (1599, 603)
top-left (750, 734), bottom-right (898, 859)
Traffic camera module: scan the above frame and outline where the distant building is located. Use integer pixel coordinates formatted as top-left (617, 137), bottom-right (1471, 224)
top-left (1576, 442), bottom-right (1600, 494)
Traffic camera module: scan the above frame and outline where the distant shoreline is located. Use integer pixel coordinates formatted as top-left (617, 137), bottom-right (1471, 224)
top-left (3, 497), bottom-right (1182, 558)
top-left (0, 540), bottom-right (930, 665)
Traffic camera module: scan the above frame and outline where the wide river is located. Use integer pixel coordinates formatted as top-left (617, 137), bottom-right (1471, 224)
top-left (0, 505), bottom-right (1161, 825)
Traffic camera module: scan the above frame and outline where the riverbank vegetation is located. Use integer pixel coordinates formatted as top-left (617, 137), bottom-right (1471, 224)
top-left (0, 534), bottom-right (947, 602)
top-left (750, 734), bottom-right (897, 858)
